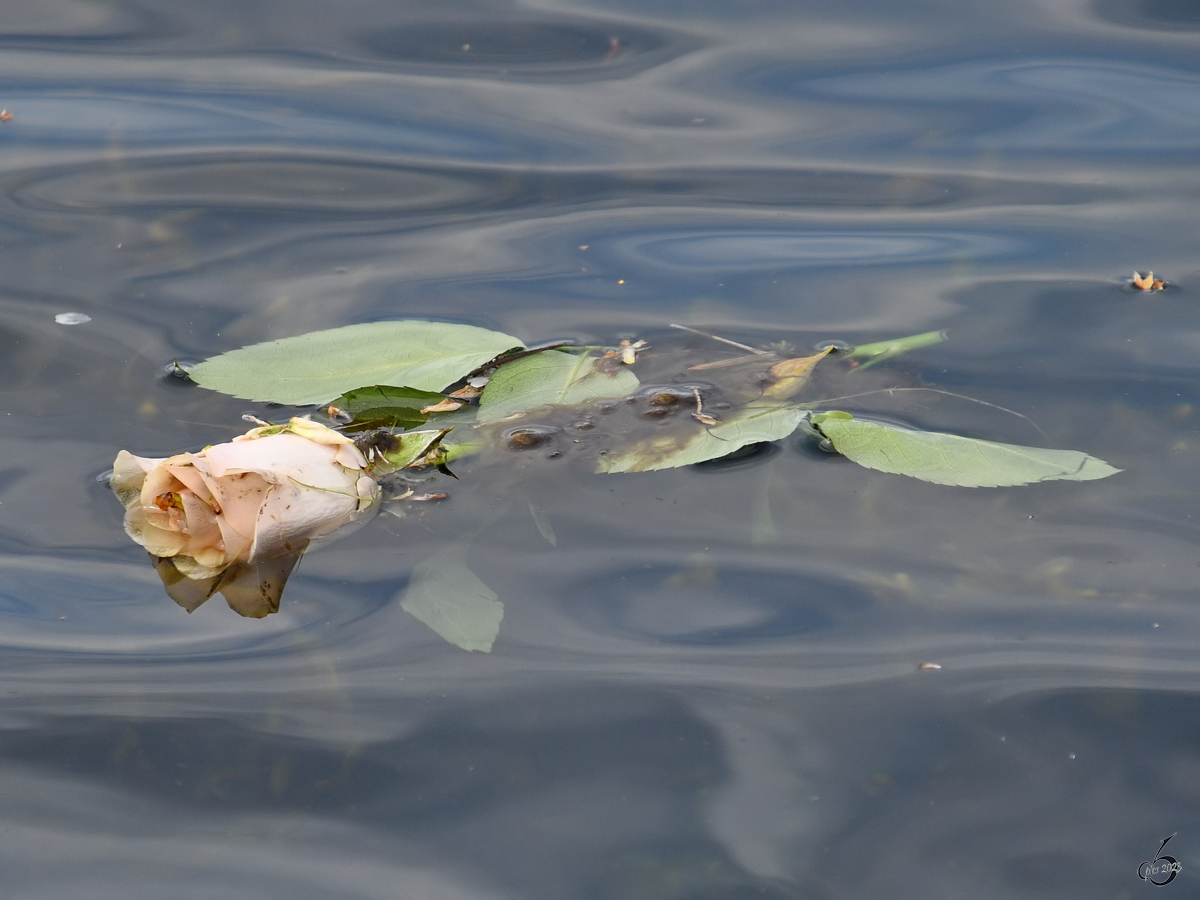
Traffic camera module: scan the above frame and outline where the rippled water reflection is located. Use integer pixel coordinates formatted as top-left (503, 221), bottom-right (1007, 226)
top-left (1, 0), bottom-right (1199, 896)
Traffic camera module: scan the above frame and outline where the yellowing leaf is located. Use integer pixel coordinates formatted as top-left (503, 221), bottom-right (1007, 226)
top-left (763, 346), bottom-right (833, 399)
top-left (598, 403), bottom-right (806, 473)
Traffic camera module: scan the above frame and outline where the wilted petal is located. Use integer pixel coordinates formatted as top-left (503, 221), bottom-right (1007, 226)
top-left (124, 506), bottom-right (188, 558)
top-left (356, 475), bottom-right (381, 511)
top-left (333, 442), bottom-right (369, 469)
top-left (185, 455), bottom-right (262, 560)
top-left (164, 458), bottom-right (214, 506)
top-left (202, 433), bottom-right (364, 560)
top-left (151, 555), bottom-right (220, 613)
top-left (284, 418), bottom-right (366, 467)
top-left (252, 477), bottom-right (359, 559)
top-left (203, 432), bottom-right (336, 481)
top-left (111, 451), bottom-right (162, 509)
top-left (217, 552), bottom-right (303, 618)
top-left (138, 463), bottom-right (188, 511)
top-left (174, 500), bottom-right (225, 569)
top-left (284, 417), bottom-right (344, 443)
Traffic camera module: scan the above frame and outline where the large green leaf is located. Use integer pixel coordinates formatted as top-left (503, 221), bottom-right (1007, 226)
top-left (400, 547), bottom-right (503, 652)
top-left (810, 411), bottom-right (1121, 487)
top-left (190, 320), bottom-right (523, 405)
top-left (477, 350), bottom-right (639, 421)
top-left (598, 403), bottom-right (806, 473)
top-left (331, 384), bottom-right (446, 432)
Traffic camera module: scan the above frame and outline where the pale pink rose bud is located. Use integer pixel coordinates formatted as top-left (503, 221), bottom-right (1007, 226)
top-left (111, 418), bottom-right (379, 617)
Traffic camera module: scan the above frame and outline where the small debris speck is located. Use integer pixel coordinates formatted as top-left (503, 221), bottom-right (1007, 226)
top-left (917, 662), bottom-right (942, 670)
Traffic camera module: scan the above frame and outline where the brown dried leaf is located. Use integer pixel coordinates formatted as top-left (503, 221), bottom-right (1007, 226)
top-left (420, 399), bottom-right (464, 414)
top-left (1132, 271), bottom-right (1166, 292)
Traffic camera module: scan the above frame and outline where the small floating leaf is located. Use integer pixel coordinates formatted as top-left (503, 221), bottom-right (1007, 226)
top-left (810, 411), bottom-right (1121, 487)
top-left (379, 428), bottom-right (451, 470)
top-left (845, 329), bottom-right (947, 371)
top-left (400, 547), bottom-right (504, 652)
top-left (1132, 271), bottom-right (1166, 292)
top-left (598, 403), bottom-right (806, 473)
top-left (763, 346), bottom-right (833, 399)
top-left (420, 398), bottom-right (464, 414)
top-left (190, 320), bottom-right (523, 405)
top-left (478, 349), bottom-right (639, 421)
top-left (330, 385), bottom-right (446, 431)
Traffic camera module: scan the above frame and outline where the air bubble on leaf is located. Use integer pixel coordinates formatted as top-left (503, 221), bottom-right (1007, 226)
top-left (55, 312), bottom-right (91, 325)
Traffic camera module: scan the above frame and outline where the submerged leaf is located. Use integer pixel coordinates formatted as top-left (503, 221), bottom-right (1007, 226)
top-left (845, 329), bottom-right (947, 371)
top-left (598, 403), bottom-right (806, 473)
top-left (190, 320), bottom-right (523, 405)
top-left (478, 349), bottom-right (639, 421)
top-left (528, 502), bottom-right (557, 546)
top-left (330, 385), bottom-right (446, 431)
top-left (810, 411), bottom-right (1121, 487)
top-left (400, 548), bottom-right (504, 652)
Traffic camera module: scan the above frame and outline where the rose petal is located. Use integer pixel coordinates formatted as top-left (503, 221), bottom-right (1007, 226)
top-left (251, 475), bottom-right (360, 559)
top-left (356, 475), bottom-right (381, 511)
top-left (177, 491), bottom-right (226, 568)
top-left (111, 451), bottom-right (162, 509)
top-left (164, 459), bottom-right (215, 505)
top-left (124, 507), bottom-right (187, 558)
top-left (202, 432), bottom-right (333, 481)
top-left (184, 455), bottom-right (263, 560)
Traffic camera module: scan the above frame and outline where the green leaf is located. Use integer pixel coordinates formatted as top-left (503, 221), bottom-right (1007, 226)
top-left (400, 547), bottom-right (503, 652)
top-left (379, 428), bottom-right (451, 470)
top-left (810, 411), bottom-right (1121, 487)
top-left (598, 403), bottom-right (807, 473)
top-left (332, 385), bottom-right (446, 431)
top-left (190, 320), bottom-right (523, 406)
top-left (477, 350), bottom-right (639, 421)
top-left (845, 329), bottom-right (947, 370)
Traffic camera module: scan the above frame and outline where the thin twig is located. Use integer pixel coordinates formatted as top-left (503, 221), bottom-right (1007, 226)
top-left (669, 323), bottom-right (768, 354)
top-left (801, 387), bottom-right (1051, 445)
top-left (466, 341), bottom-right (577, 378)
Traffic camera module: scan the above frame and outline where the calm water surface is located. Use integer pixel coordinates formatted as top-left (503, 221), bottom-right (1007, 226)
top-left (1, 0), bottom-right (1200, 897)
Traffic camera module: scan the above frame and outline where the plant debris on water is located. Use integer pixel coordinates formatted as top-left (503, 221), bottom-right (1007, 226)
top-left (117, 318), bottom-right (1121, 648)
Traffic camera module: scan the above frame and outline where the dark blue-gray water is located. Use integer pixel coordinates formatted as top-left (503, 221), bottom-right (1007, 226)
top-left (2, 0), bottom-right (1200, 897)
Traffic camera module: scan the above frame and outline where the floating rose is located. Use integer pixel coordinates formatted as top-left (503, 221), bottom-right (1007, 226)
top-left (111, 418), bottom-right (379, 617)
